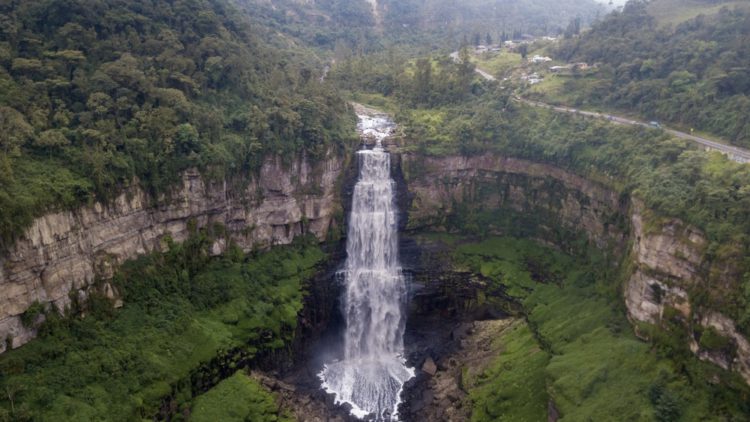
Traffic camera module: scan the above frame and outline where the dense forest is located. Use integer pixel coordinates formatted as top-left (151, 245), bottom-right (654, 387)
top-left (243, 0), bottom-right (605, 55)
top-left (379, 0), bottom-right (604, 40)
top-left (0, 0), bottom-right (355, 247)
top-left (552, 0), bottom-right (750, 147)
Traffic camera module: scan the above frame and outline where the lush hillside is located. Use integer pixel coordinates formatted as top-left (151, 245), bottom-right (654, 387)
top-left (380, 0), bottom-right (605, 41)
top-left (0, 0), bottom-right (355, 247)
top-left (551, 0), bottom-right (750, 147)
top-left (232, 0), bottom-right (379, 52)
top-left (0, 230), bottom-right (323, 420)
top-left (240, 0), bottom-right (604, 55)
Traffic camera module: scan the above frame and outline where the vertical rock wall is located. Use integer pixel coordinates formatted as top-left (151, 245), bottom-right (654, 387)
top-left (401, 152), bottom-right (750, 385)
top-left (0, 151), bottom-right (345, 352)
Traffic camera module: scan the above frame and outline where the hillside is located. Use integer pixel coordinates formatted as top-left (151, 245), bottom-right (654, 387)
top-left (647, 0), bottom-right (750, 26)
top-left (380, 0), bottom-right (605, 40)
top-left (242, 0), bottom-right (604, 54)
top-left (0, 0), bottom-right (354, 247)
top-left (549, 0), bottom-right (750, 147)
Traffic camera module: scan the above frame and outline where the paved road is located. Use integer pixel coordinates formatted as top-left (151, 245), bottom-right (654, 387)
top-left (518, 98), bottom-right (750, 164)
top-left (453, 53), bottom-right (750, 163)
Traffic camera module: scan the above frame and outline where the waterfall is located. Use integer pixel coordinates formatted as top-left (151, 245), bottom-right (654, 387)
top-left (319, 114), bottom-right (413, 421)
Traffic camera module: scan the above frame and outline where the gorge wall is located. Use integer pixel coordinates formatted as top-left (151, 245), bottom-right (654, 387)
top-left (399, 152), bottom-right (750, 385)
top-left (2, 144), bottom-right (748, 386)
top-left (0, 150), bottom-right (345, 352)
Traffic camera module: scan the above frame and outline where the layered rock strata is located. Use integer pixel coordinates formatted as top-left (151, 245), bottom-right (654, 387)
top-left (0, 151), bottom-right (343, 352)
top-left (401, 152), bottom-right (750, 384)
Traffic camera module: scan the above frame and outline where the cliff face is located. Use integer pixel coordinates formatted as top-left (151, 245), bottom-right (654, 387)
top-left (0, 151), bottom-right (344, 352)
top-left (401, 152), bottom-right (750, 384)
top-left (625, 201), bottom-right (750, 383)
top-left (402, 154), bottom-right (627, 251)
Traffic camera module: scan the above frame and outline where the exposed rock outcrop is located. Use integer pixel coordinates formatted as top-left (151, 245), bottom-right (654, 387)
top-left (625, 202), bottom-right (750, 383)
top-left (400, 152), bottom-right (750, 385)
top-left (402, 153), bottom-right (628, 251)
top-left (0, 151), bottom-right (344, 352)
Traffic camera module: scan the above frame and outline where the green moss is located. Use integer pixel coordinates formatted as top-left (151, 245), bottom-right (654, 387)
top-left (19, 301), bottom-right (45, 328)
top-left (698, 327), bottom-right (734, 352)
top-left (468, 321), bottom-right (550, 422)
top-left (454, 236), bottom-right (750, 421)
top-left (190, 371), bottom-right (291, 422)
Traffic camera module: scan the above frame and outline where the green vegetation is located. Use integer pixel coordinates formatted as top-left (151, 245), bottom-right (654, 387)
top-left (646, 0), bottom-right (749, 27)
top-left (380, 0), bottom-right (604, 41)
top-left (452, 236), bottom-right (750, 420)
top-left (0, 229), bottom-right (324, 421)
top-left (340, 49), bottom-right (750, 299)
top-left (333, 50), bottom-right (479, 108)
top-left (0, 0), bottom-right (356, 247)
top-left (552, 0), bottom-right (750, 147)
top-left (471, 50), bottom-right (523, 78)
top-left (467, 321), bottom-right (550, 421)
top-left (190, 371), bottom-right (291, 422)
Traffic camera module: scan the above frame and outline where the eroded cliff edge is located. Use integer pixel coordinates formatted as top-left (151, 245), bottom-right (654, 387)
top-left (399, 152), bottom-right (750, 384)
top-left (0, 151), bottom-right (345, 352)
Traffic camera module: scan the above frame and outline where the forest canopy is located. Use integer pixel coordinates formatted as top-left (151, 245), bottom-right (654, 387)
top-left (0, 0), bottom-right (355, 246)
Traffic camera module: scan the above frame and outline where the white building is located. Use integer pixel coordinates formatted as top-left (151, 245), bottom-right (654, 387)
top-left (531, 55), bottom-right (552, 63)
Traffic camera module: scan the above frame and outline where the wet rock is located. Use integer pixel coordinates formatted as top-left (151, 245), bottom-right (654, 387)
top-left (422, 357), bottom-right (438, 376)
top-left (548, 399), bottom-right (560, 422)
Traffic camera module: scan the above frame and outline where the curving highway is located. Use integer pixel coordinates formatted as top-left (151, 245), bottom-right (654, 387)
top-left (458, 54), bottom-right (750, 164)
top-left (516, 98), bottom-right (750, 164)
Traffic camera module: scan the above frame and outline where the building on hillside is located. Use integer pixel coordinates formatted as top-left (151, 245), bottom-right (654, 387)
top-left (522, 72), bottom-right (543, 84)
top-left (531, 55), bottom-right (552, 63)
top-left (550, 65), bottom-right (573, 72)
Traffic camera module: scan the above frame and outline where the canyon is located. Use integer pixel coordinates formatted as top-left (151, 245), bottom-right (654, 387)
top-left (398, 152), bottom-right (750, 385)
top-left (1, 134), bottom-right (749, 390)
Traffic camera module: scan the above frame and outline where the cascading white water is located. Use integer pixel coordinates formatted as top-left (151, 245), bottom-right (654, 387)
top-left (319, 114), bottom-right (414, 421)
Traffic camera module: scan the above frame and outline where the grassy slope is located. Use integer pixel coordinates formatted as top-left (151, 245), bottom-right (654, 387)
top-left (647, 0), bottom-right (750, 27)
top-left (467, 320), bottom-right (550, 421)
top-left (451, 237), bottom-right (750, 421)
top-left (190, 371), bottom-right (291, 422)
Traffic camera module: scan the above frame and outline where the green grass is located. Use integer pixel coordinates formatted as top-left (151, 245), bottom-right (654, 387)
top-left (468, 321), bottom-right (550, 422)
top-left (190, 371), bottom-right (291, 422)
top-left (452, 236), bottom-right (750, 421)
top-left (647, 0), bottom-right (749, 27)
top-left (347, 91), bottom-right (400, 114)
top-left (0, 238), bottom-right (324, 421)
top-left (472, 51), bottom-right (523, 78)
top-left (523, 74), bottom-right (570, 102)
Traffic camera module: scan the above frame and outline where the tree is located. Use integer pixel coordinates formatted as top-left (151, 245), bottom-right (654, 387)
top-left (518, 44), bottom-right (528, 59)
top-left (413, 58), bottom-right (432, 105)
top-left (485, 33), bottom-right (493, 46)
top-left (0, 107), bottom-right (33, 156)
top-left (564, 16), bottom-right (581, 38)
